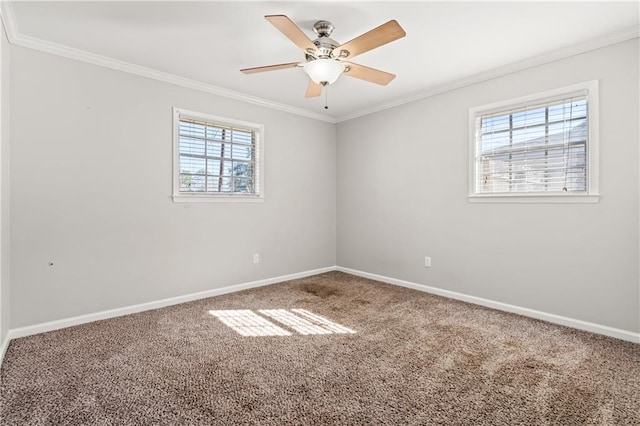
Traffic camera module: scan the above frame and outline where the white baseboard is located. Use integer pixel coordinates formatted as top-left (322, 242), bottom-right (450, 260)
top-left (2, 264), bottom-right (637, 368)
top-left (6, 266), bottom-right (335, 342)
top-left (336, 266), bottom-right (640, 344)
top-left (0, 334), bottom-right (9, 363)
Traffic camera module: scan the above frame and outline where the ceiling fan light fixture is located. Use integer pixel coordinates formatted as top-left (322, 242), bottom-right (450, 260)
top-left (303, 59), bottom-right (345, 85)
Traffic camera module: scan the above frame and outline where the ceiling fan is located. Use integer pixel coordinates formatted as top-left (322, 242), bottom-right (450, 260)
top-left (241, 15), bottom-right (406, 99)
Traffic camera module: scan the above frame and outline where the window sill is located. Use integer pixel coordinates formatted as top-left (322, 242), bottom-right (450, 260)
top-left (172, 194), bottom-right (265, 203)
top-left (468, 194), bottom-right (600, 204)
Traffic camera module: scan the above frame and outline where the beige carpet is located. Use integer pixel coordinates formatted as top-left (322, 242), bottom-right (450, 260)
top-left (1, 271), bottom-right (639, 425)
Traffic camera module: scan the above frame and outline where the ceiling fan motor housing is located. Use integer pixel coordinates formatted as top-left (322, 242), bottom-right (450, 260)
top-left (308, 20), bottom-right (340, 60)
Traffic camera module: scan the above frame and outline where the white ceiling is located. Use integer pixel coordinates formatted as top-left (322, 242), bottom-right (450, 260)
top-left (4, 1), bottom-right (639, 122)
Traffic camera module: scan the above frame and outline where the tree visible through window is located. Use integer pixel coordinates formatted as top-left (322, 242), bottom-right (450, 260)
top-left (173, 109), bottom-right (263, 200)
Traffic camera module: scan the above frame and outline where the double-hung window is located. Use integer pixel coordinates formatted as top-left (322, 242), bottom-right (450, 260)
top-left (469, 81), bottom-right (599, 203)
top-left (172, 108), bottom-right (264, 202)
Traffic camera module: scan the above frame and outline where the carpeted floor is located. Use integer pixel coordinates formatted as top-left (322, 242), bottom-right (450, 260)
top-left (1, 271), bottom-right (639, 425)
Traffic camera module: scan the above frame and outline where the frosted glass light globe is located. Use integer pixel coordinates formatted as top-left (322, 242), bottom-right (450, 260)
top-left (303, 59), bottom-right (345, 85)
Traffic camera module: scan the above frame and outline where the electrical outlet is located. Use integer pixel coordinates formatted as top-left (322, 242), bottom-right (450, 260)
top-left (424, 256), bottom-right (431, 268)
top-left (253, 253), bottom-right (260, 264)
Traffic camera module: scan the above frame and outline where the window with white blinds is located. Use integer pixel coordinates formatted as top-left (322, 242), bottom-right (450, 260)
top-left (469, 81), bottom-right (599, 202)
top-left (172, 108), bottom-right (264, 202)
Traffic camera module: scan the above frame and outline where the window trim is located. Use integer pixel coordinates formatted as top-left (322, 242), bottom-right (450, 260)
top-left (468, 80), bottom-right (599, 204)
top-left (172, 107), bottom-right (265, 203)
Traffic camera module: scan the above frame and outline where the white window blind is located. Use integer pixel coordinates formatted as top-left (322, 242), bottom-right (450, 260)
top-left (172, 108), bottom-right (264, 202)
top-left (469, 81), bottom-right (599, 202)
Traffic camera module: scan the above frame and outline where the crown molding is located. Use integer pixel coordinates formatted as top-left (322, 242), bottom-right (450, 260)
top-left (0, 2), bottom-right (637, 125)
top-left (0, 1), bottom-right (18, 43)
top-left (0, 2), bottom-right (336, 124)
top-left (335, 25), bottom-right (640, 123)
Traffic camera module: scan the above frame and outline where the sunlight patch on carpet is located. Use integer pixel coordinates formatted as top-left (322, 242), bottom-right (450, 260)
top-left (209, 309), bottom-right (356, 336)
top-left (208, 310), bottom-right (292, 336)
top-left (260, 309), bottom-right (356, 335)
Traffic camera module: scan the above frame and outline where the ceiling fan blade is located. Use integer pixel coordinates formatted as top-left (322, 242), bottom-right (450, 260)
top-left (265, 15), bottom-right (317, 54)
top-left (305, 80), bottom-right (323, 98)
top-left (333, 20), bottom-right (406, 59)
top-left (343, 62), bottom-right (396, 85)
top-left (240, 62), bottom-right (301, 74)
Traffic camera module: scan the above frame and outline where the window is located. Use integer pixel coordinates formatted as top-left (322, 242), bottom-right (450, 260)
top-left (469, 81), bottom-right (599, 203)
top-left (172, 108), bottom-right (264, 202)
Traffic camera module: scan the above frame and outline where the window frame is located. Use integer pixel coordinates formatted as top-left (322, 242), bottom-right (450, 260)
top-left (468, 80), bottom-right (599, 204)
top-left (172, 107), bottom-right (264, 203)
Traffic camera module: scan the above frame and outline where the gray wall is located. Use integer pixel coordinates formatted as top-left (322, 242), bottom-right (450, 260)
top-left (337, 39), bottom-right (640, 333)
top-left (0, 21), bottom-right (9, 344)
top-left (9, 46), bottom-right (336, 328)
top-left (6, 36), bottom-right (639, 335)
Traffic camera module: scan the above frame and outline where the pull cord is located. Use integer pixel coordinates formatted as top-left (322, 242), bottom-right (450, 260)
top-left (322, 82), bottom-right (329, 110)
